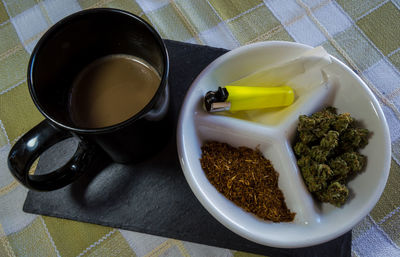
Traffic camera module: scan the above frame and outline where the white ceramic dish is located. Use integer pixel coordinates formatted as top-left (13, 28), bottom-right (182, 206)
top-left (177, 41), bottom-right (391, 248)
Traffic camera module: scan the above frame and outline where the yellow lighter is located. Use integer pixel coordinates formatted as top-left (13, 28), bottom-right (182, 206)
top-left (204, 85), bottom-right (294, 112)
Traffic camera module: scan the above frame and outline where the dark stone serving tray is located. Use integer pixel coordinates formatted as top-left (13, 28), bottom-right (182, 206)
top-left (24, 39), bottom-right (351, 257)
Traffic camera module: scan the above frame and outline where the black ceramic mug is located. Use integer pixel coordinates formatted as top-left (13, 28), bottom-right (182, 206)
top-left (8, 8), bottom-right (170, 191)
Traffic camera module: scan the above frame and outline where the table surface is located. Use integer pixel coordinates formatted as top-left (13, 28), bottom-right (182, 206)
top-left (0, 1), bottom-right (399, 257)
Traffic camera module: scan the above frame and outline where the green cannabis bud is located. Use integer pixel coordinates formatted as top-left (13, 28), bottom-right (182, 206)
top-left (317, 182), bottom-right (349, 207)
top-left (293, 107), bottom-right (370, 207)
top-left (310, 146), bottom-right (330, 163)
top-left (329, 157), bottom-right (349, 182)
top-left (320, 130), bottom-right (339, 150)
top-left (294, 142), bottom-right (310, 156)
top-left (341, 128), bottom-right (370, 151)
top-left (297, 155), bottom-right (312, 168)
top-left (299, 131), bottom-right (315, 144)
top-left (332, 113), bottom-right (353, 133)
top-left (341, 152), bottom-right (366, 174)
top-left (298, 115), bottom-right (316, 131)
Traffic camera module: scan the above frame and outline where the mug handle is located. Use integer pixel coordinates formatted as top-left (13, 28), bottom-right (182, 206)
top-left (8, 120), bottom-right (100, 191)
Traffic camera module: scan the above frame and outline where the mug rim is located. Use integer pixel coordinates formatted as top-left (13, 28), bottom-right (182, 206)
top-left (27, 8), bottom-right (169, 134)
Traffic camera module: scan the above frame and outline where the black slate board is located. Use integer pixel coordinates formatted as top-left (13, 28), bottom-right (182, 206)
top-left (24, 40), bottom-right (351, 257)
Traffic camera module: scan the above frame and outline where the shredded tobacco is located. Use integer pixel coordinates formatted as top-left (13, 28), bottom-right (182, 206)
top-left (200, 141), bottom-right (295, 222)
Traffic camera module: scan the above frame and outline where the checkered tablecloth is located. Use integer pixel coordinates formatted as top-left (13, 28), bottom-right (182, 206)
top-left (0, 0), bottom-right (399, 256)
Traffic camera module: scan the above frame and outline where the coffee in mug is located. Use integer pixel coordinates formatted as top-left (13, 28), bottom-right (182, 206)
top-left (69, 54), bottom-right (161, 128)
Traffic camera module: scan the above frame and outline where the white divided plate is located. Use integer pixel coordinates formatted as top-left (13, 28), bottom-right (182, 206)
top-left (177, 41), bottom-right (391, 248)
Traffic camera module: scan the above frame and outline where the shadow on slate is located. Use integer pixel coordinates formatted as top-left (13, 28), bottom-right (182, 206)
top-left (23, 40), bottom-right (351, 257)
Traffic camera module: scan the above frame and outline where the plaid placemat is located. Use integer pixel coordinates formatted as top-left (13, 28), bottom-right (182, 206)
top-left (0, 1), bottom-right (399, 256)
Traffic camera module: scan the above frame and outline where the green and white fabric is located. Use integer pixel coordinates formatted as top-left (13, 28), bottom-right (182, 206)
top-left (0, 0), bottom-right (399, 256)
